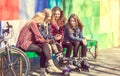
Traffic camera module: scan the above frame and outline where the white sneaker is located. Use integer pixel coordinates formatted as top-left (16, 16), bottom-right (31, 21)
top-left (68, 64), bottom-right (76, 69)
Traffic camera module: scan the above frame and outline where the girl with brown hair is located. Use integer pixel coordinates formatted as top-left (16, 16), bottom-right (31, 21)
top-left (62, 14), bottom-right (89, 68)
top-left (50, 6), bottom-right (66, 50)
top-left (49, 7), bottom-right (67, 63)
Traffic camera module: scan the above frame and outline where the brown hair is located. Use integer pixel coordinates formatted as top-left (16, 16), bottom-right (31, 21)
top-left (68, 14), bottom-right (83, 32)
top-left (51, 7), bottom-right (66, 26)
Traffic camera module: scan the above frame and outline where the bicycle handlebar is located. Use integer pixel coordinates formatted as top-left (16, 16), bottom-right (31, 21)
top-left (2, 22), bottom-right (13, 34)
top-left (0, 22), bottom-right (13, 43)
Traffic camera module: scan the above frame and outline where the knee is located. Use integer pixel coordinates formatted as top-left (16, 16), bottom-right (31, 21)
top-left (67, 43), bottom-right (73, 48)
top-left (67, 43), bottom-right (72, 47)
top-left (75, 42), bottom-right (80, 46)
top-left (43, 43), bottom-right (49, 48)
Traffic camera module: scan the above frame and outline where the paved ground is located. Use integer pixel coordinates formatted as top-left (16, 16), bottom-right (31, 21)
top-left (29, 47), bottom-right (120, 76)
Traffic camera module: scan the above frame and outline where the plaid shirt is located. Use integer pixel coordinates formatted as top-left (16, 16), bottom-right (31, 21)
top-left (51, 23), bottom-right (65, 41)
top-left (16, 21), bottom-right (46, 50)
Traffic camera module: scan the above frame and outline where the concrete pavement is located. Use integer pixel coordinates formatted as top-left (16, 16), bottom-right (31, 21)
top-left (29, 47), bottom-right (120, 76)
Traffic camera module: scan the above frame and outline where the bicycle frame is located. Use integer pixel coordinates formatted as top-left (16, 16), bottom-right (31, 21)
top-left (1, 22), bottom-right (13, 65)
top-left (0, 22), bottom-right (30, 76)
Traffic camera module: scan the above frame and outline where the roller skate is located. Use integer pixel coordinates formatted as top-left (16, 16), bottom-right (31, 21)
top-left (80, 57), bottom-right (90, 72)
top-left (73, 57), bottom-right (90, 72)
top-left (61, 66), bottom-right (71, 76)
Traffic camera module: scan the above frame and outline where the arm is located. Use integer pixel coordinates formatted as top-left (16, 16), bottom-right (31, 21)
top-left (29, 22), bottom-right (46, 43)
top-left (51, 22), bottom-right (59, 31)
top-left (40, 25), bottom-right (54, 39)
top-left (66, 27), bottom-right (82, 41)
top-left (79, 31), bottom-right (85, 38)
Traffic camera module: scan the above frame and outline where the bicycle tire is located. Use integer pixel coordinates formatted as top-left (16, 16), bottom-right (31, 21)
top-left (0, 46), bottom-right (30, 76)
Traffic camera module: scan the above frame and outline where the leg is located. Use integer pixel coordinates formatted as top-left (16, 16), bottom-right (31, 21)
top-left (79, 41), bottom-right (90, 71)
top-left (70, 41), bottom-right (80, 57)
top-left (27, 43), bottom-right (62, 74)
top-left (27, 43), bottom-right (51, 76)
top-left (80, 41), bottom-right (87, 57)
top-left (51, 43), bottom-right (63, 62)
top-left (51, 43), bottom-right (59, 54)
top-left (56, 41), bottom-right (63, 52)
top-left (39, 52), bottom-right (48, 76)
top-left (62, 41), bottom-right (73, 58)
top-left (42, 43), bottom-right (62, 73)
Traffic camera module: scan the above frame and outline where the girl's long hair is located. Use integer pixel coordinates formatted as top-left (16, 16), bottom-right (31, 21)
top-left (51, 7), bottom-right (66, 26)
top-left (42, 8), bottom-right (51, 22)
top-left (31, 12), bottom-right (45, 24)
top-left (68, 14), bottom-right (83, 32)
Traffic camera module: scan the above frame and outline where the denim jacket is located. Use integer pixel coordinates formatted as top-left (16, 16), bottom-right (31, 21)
top-left (64, 25), bottom-right (84, 42)
top-left (39, 23), bottom-right (54, 39)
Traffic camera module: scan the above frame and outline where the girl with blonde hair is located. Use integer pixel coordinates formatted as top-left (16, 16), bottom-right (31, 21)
top-left (40, 8), bottom-right (63, 73)
top-left (17, 12), bottom-right (61, 76)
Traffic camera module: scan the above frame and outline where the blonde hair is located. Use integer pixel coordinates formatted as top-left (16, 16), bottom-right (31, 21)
top-left (31, 12), bottom-right (45, 23)
top-left (42, 8), bottom-right (52, 22)
top-left (42, 8), bottom-right (51, 17)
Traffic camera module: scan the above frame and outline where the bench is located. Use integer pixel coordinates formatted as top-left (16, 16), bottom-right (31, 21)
top-left (63, 40), bottom-right (98, 61)
top-left (87, 40), bottom-right (98, 61)
top-left (25, 40), bottom-right (98, 61)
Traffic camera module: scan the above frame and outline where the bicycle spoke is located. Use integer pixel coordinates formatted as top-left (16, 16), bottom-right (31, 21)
top-left (2, 56), bottom-right (10, 69)
top-left (4, 68), bottom-right (11, 75)
top-left (4, 67), bottom-right (17, 76)
top-left (0, 47), bottom-right (30, 76)
top-left (11, 66), bottom-right (17, 76)
top-left (11, 55), bottom-right (21, 65)
top-left (2, 55), bottom-right (8, 62)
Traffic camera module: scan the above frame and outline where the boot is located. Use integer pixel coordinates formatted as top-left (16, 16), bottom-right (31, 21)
top-left (68, 64), bottom-right (76, 69)
top-left (82, 57), bottom-right (90, 68)
top-left (40, 68), bottom-right (49, 76)
top-left (73, 57), bottom-right (81, 67)
top-left (56, 52), bottom-right (64, 62)
top-left (47, 59), bottom-right (62, 73)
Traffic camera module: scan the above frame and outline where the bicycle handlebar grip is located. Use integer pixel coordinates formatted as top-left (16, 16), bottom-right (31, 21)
top-left (6, 22), bottom-right (13, 29)
top-left (2, 22), bottom-right (13, 34)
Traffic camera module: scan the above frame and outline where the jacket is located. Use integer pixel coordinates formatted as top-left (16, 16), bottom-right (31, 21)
top-left (64, 25), bottom-right (84, 42)
top-left (16, 21), bottom-right (46, 50)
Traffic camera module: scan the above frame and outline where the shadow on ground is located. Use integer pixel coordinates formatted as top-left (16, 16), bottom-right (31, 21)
top-left (29, 47), bottom-right (120, 76)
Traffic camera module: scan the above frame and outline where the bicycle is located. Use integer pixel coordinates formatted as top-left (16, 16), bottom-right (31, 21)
top-left (0, 22), bottom-right (30, 76)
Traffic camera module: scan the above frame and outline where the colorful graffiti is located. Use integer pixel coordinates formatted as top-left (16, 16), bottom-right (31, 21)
top-left (0, 0), bottom-right (120, 50)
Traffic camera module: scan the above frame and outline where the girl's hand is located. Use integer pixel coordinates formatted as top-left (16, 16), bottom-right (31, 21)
top-left (82, 38), bottom-right (87, 46)
top-left (54, 34), bottom-right (62, 40)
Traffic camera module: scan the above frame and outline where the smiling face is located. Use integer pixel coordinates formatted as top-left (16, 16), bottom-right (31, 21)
top-left (54, 10), bottom-right (61, 20)
top-left (70, 17), bottom-right (76, 27)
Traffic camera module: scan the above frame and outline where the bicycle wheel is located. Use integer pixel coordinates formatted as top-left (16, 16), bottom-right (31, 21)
top-left (0, 46), bottom-right (30, 76)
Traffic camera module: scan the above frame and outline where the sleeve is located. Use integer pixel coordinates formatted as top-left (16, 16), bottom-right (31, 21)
top-left (40, 25), bottom-right (47, 39)
top-left (40, 25), bottom-right (54, 39)
top-left (51, 23), bottom-right (59, 31)
top-left (48, 25), bottom-right (55, 39)
top-left (29, 22), bottom-right (46, 43)
top-left (66, 27), bottom-right (82, 41)
top-left (79, 31), bottom-right (85, 39)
